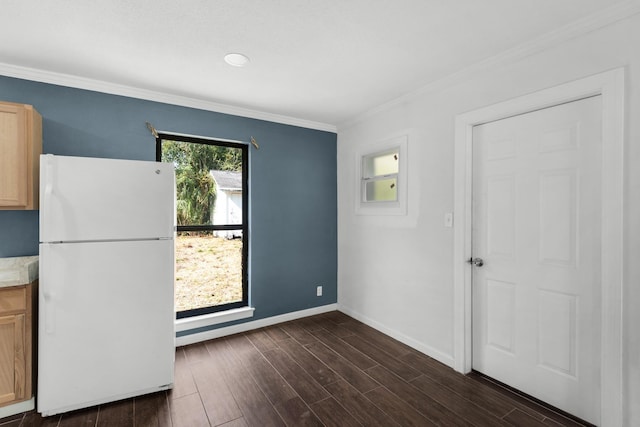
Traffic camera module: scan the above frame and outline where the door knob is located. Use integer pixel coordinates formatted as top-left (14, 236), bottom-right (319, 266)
top-left (468, 257), bottom-right (484, 267)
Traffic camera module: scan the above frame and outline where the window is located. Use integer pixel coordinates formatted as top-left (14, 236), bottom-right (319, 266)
top-left (156, 134), bottom-right (248, 319)
top-left (356, 135), bottom-right (408, 215)
top-left (362, 148), bottom-right (399, 202)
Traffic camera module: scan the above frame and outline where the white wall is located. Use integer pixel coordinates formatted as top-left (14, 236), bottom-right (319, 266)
top-left (337, 12), bottom-right (640, 425)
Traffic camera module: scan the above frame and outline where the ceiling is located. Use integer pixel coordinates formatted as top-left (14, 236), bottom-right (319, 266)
top-left (0, 0), bottom-right (634, 130)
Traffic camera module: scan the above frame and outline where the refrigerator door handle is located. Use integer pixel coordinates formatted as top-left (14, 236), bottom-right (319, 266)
top-left (43, 291), bottom-right (55, 334)
top-left (40, 242), bottom-right (56, 334)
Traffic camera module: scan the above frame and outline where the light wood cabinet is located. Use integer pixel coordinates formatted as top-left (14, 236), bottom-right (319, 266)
top-left (0, 101), bottom-right (42, 210)
top-left (0, 282), bottom-right (34, 407)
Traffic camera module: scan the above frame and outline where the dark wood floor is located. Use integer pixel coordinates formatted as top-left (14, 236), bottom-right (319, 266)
top-left (1, 311), bottom-right (590, 427)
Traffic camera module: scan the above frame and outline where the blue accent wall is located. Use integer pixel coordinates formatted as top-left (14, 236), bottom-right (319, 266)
top-left (0, 75), bottom-right (337, 331)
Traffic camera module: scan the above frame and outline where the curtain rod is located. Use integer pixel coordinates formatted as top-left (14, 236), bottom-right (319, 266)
top-left (145, 121), bottom-right (259, 149)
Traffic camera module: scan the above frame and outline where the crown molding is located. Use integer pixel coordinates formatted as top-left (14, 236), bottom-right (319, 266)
top-left (338, 0), bottom-right (640, 130)
top-left (0, 62), bottom-right (337, 133)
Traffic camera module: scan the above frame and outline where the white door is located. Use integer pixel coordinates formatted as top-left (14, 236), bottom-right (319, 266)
top-left (471, 96), bottom-right (602, 424)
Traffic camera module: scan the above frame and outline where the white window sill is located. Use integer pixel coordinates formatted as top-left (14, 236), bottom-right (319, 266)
top-left (175, 306), bottom-right (255, 333)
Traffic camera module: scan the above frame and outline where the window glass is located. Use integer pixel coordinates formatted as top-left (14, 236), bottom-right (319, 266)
top-left (364, 178), bottom-right (397, 202)
top-left (363, 149), bottom-right (399, 178)
top-left (361, 147), bottom-right (400, 203)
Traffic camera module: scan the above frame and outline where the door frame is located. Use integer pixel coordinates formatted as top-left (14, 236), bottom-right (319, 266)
top-left (452, 68), bottom-right (624, 426)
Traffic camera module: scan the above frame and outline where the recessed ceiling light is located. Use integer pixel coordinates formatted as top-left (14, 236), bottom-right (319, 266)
top-left (224, 53), bottom-right (250, 67)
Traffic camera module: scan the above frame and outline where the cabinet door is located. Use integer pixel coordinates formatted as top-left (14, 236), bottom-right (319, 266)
top-left (0, 313), bottom-right (26, 405)
top-left (0, 103), bottom-right (28, 208)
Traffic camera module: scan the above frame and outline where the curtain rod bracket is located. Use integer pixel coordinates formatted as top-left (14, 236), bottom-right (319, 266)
top-left (251, 136), bottom-right (259, 149)
top-left (145, 122), bottom-right (159, 138)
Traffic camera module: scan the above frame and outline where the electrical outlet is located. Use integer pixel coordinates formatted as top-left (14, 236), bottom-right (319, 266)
top-left (316, 285), bottom-right (323, 297)
top-left (444, 212), bottom-right (454, 228)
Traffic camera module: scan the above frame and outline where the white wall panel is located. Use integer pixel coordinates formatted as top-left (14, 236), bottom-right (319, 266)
top-left (487, 176), bottom-right (516, 258)
top-left (538, 290), bottom-right (577, 377)
top-left (539, 123), bottom-right (579, 153)
top-left (486, 280), bottom-right (516, 354)
top-left (538, 170), bottom-right (577, 267)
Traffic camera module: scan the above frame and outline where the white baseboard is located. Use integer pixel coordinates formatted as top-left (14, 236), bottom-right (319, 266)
top-left (175, 303), bottom-right (338, 347)
top-left (0, 398), bottom-right (34, 418)
top-left (175, 303), bottom-right (455, 370)
top-left (337, 305), bottom-right (455, 368)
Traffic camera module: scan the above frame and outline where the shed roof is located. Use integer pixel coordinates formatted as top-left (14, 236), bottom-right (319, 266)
top-left (210, 170), bottom-right (242, 191)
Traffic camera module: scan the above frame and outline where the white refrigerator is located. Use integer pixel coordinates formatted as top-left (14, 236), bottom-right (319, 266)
top-left (38, 154), bottom-right (176, 416)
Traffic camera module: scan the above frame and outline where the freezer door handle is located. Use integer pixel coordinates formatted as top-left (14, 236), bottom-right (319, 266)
top-left (42, 154), bottom-right (55, 224)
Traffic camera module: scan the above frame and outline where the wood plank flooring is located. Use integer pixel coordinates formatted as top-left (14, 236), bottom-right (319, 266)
top-left (1, 311), bottom-right (591, 427)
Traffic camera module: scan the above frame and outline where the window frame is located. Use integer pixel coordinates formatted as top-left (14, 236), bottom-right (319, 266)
top-left (156, 133), bottom-right (249, 319)
top-left (355, 135), bottom-right (408, 216)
